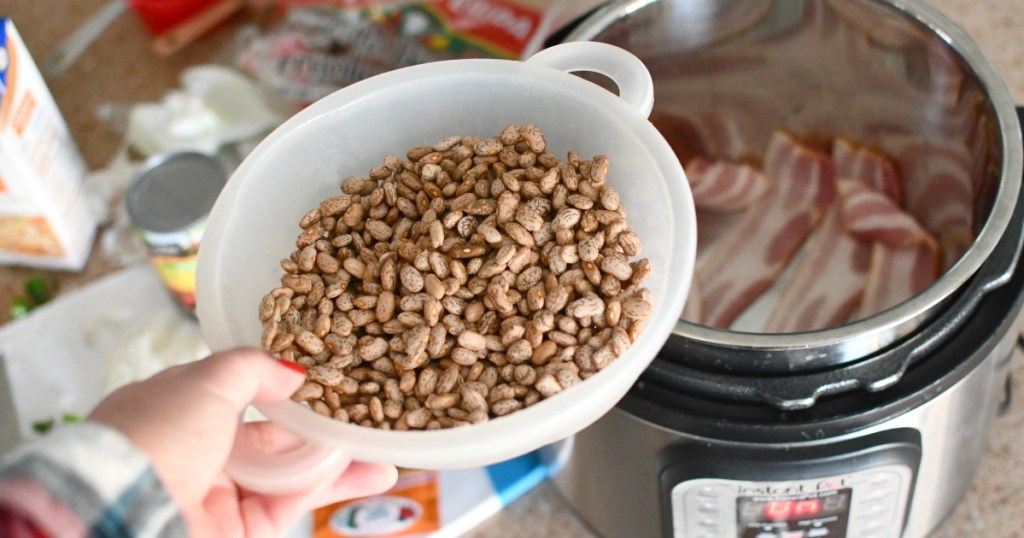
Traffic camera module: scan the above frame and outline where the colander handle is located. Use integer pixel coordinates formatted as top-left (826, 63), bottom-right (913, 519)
top-left (526, 41), bottom-right (655, 118)
top-left (224, 408), bottom-right (350, 493)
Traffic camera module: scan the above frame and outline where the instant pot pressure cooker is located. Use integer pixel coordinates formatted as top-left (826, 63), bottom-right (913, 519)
top-left (547, 1), bottom-right (1024, 537)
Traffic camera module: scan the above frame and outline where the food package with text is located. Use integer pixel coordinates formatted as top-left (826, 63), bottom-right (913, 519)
top-left (0, 18), bottom-right (97, 270)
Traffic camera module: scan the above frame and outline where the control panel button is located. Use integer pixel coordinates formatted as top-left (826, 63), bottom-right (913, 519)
top-left (868, 476), bottom-right (897, 489)
top-left (862, 503), bottom-right (892, 516)
top-left (696, 486), bottom-right (720, 499)
top-left (698, 502), bottom-right (718, 515)
top-left (864, 491), bottom-right (895, 503)
top-left (807, 528), bottom-right (830, 537)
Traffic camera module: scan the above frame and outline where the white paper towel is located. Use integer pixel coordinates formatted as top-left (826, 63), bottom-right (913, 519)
top-left (0, 265), bottom-right (208, 452)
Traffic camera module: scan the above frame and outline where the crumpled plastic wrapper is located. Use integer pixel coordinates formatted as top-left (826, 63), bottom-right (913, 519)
top-left (233, 1), bottom-right (609, 109)
top-left (89, 64), bottom-right (284, 268)
top-left (120, 65), bottom-right (286, 157)
top-left (235, 7), bottom-right (455, 108)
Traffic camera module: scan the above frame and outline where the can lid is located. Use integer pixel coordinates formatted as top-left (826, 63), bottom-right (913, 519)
top-left (126, 152), bottom-right (227, 233)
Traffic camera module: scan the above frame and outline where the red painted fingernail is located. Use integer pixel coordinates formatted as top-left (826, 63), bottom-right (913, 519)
top-left (277, 359), bottom-right (307, 374)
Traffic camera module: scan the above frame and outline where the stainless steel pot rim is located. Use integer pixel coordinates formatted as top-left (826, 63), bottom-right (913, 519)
top-left (567, 0), bottom-right (1024, 363)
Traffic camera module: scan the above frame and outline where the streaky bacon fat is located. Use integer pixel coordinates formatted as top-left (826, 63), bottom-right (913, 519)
top-left (882, 133), bottom-right (974, 270)
top-left (763, 202), bottom-right (872, 333)
top-left (685, 157), bottom-right (770, 212)
top-left (855, 239), bottom-right (940, 320)
top-left (696, 131), bottom-right (835, 329)
top-left (832, 137), bottom-right (902, 203)
top-left (695, 210), bottom-right (744, 271)
top-left (838, 179), bottom-right (930, 247)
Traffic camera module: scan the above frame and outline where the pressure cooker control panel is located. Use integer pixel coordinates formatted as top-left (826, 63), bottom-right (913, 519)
top-left (657, 430), bottom-right (921, 538)
top-left (671, 465), bottom-right (912, 538)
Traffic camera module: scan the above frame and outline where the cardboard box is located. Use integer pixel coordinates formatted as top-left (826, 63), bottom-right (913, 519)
top-left (0, 18), bottom-right (97, 270)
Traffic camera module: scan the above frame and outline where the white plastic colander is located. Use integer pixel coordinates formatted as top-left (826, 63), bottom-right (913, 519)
top-left (196, 41), bottom-right (696, 492)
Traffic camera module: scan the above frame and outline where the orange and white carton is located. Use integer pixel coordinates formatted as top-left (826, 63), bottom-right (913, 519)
top-left (0, 18), bottom-right (97, 270)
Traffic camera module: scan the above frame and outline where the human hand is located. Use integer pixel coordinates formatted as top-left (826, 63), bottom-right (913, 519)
top-left (89, 348), bottom-right (397, 537)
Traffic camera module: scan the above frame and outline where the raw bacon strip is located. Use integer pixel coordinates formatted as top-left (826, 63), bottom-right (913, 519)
top-left (696, 131), bottom-right (835, 329)
top-left (838, 179), bottom-right (929, 247)
top-left (855, 239), bottom-right (940, 319)
top-left (832, 138), bottom-right (901, 203)
top-left (692, 111), bottom-right (750, 161)
top-left (650, 98), bottom-right (773, 162)
top-left (685, 157), bottom-right (769, 211)
top-left (695, 210), bottom-right (744, 270)
top-left (763, 202), bottom-right (871, 333)
top-left (689, 210), bottom-right (745, 324)
top-left (655, 110), bottom-right (750, 161)
top-left (882, 134), bottom-right (974, 270)
top-left (649, 110), bottom-right (707, 166)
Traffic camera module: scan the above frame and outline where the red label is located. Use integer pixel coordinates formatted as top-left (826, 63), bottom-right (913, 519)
top-left (280, 0), bottom-right (402, 8)
top-left (426, 0), bottom-right (542, 57)
top-left (278, 0), bottom-right (544, 58)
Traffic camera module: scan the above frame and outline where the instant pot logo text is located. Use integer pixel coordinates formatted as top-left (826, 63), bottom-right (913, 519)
top-left (738, 479), bottom-right (847, 496)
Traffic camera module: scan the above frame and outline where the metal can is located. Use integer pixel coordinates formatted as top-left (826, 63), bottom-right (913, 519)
top-left (125, 152), bottom-right (226, 313)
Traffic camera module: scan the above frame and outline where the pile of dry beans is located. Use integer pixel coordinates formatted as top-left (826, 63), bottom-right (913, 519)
top-left (259, 124), bottom-right (652, 430)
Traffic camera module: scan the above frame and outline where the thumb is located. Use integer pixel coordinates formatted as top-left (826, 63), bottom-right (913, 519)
top-left (187, 348), bottom-right (307, 413)
top-left (87, 348), bottom-right (308, 509)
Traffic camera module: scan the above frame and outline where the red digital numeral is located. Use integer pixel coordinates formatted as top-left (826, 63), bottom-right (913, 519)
top-left (763, 499), bottom-right (821, 520)
top-left (793, 500), bottom-right (821, 517)
top-left (764, 501), bottom-right (793, 520)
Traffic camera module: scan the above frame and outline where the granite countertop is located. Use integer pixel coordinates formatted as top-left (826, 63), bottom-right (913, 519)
top-left (3, 1), bottom-right (1023, 536)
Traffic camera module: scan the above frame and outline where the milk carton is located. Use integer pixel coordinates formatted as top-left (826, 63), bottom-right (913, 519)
top-left (0, 18), bottom-right (97, 270)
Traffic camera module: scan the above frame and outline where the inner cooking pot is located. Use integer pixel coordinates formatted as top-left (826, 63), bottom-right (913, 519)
top-left (565, 0), bottom-right (1023, 373)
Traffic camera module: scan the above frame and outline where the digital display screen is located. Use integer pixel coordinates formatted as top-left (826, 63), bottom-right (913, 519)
top-left (737, 488), bottom-right (852, 538)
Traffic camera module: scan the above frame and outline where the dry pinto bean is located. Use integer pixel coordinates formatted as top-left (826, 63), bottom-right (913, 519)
top-left (492, 398), bottom-right (523, 417)
top-left (461, 387), bottom-right (488, 412)
top-left (436, 365), bottom-right (461, 394)
top-left (567, 294), bottom-right (605, 319)
top-left (457, 330), bottom-right (487, 352)
top-left (451, 346), bottom-right (479, 366)
top-left (265, 124), bottom-right (652, 428)
top-left (598, 255), bottom-right (631, 281)
top-left (406, 408), bottom-right (432, 429)
top-left (292, 381), bottom-right (324, 401)
top-left (534, 373), bottom-right (561, 397)
top-left (621, 295), bottom-right (653, 319)
top-left (426, 393), bottom-right (460, 411)
top-left (416, 367), bottom-right (440, 397)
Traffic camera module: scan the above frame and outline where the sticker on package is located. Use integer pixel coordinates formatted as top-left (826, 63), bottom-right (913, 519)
top-left (314, 471), bottom-right (441, 537)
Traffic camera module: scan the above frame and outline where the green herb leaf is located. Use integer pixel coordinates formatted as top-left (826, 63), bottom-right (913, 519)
top-left (10, 297), bottom-right (32, 320)
top-left (32, 418), bottom-right (55, 434)
top-left (61, 413), bottom-right (82, 424)
top-left (25, 274), bottom-right (54, 305)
